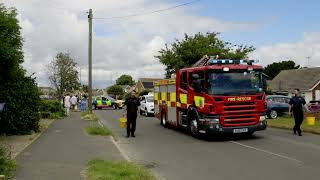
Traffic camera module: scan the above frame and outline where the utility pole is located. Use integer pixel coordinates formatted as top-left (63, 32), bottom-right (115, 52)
top-left (88, 9), bottom-right (93, 113)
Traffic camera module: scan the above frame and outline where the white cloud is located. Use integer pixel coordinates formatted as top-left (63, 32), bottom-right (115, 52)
top-left (250, 32), bottom-right (320, 68)
top-left (3, 0), bottom-right (261, 88)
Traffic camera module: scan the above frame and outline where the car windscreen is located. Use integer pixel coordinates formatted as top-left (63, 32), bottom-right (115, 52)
top-left (146, 96), bottom-right (154, 102)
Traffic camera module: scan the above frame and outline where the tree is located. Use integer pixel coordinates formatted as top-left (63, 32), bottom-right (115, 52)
top-left (139, 89), bottom-right (151, 96)
top-left (0, 4), bottom-right (41, 135)
top-left (155, 32), bottom-right (255, 78)
top-left (107, 85), bottom-right (124, 97)
top-left (47, 52), bottom-right (80, 98)
top-left (116, 74), bottom-right (135, 86)
top-left (263, 60), bottom-right (300, 80)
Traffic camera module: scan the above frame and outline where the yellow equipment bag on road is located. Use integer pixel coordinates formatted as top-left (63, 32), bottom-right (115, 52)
top-left (119, 116), bottom-right (127, 128)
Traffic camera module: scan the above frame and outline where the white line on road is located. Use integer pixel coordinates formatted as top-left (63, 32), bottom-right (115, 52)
top-left (230, 141), bottom-right (304, 164)
top-left (98, 120), bottom-right (131, 161)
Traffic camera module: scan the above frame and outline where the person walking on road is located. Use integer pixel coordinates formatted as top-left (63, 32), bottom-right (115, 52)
top-left (64, 93), bottom-right (71, 116)
top-left (70, 94), bottom-right (78, 111)
top-left (124, 90), bottom-right (140, 138)
top-left (289, 88), bottom-right (310, 136)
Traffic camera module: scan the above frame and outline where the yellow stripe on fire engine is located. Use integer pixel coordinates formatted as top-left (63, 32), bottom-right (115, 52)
top-left (170, 92), bottom-right (176, 102)
top-left (180, 94), bottom-right (187, 104)
top-left (194, 96), bottom-right (205, 108)
top-left (177, 102), bottom-right (181, 107)
top-left (167, 101), bottom-right (171, 107)
top-left (161, 92), bottom-right (167, 101)
top-left (154, 93), bottom-right (158, 100)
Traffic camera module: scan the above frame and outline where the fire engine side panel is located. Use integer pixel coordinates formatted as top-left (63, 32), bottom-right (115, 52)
top-left (159, 83), bottom-right (167, 116)
top-left (167, 82), bottom-right (177, 126)
top-left (154, 83), bottom-right (160, 115)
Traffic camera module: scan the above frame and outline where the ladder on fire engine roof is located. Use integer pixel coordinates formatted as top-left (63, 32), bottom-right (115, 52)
top-left (191, 55), bottom-right (258, 67)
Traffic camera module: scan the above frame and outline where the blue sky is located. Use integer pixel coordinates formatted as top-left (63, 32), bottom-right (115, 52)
top-left (195, 0), bottom-right (320, 47)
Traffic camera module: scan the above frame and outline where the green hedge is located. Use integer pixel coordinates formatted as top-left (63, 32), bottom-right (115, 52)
top-left (39, 99), bottom-right (65, 119)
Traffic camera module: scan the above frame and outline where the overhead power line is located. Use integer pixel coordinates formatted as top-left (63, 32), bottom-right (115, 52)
top-left (94, 0), bottom-right (201, 20)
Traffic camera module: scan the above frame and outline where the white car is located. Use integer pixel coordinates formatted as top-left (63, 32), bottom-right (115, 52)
top-left (139, 95), bottom-right (154, 116)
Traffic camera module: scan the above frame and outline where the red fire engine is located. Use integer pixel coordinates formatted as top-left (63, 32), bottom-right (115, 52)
top-left (153, 55), bottom-right (267, 137)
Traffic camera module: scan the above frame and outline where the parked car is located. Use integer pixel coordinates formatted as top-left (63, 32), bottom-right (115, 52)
top-left (266, 95), bottom-right (291, 119)
top-left (308, 100), bottom-right (320, 113)
top-left (92, 95), bottom-right (123, 109)
top-left (139, 94), bottom-right (154, 116)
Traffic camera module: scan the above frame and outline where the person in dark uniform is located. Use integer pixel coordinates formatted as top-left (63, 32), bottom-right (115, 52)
top-left (288, 88), bottom-right (309, 136)
top-left (124, 90), bottom-right (140, 138)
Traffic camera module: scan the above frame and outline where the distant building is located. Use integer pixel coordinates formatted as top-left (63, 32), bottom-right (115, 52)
top-left (135, 78), bottom-right (163, 93)
top-left (270, 67), bottom-right (320, 103)
top-left (38, 87), bottom-right (55, 95)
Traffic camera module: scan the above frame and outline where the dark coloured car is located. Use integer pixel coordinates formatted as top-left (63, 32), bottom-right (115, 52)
top-left (266, 95), bottom-right (291, 119)
top-left (308, 100), bottom-right (320, 112)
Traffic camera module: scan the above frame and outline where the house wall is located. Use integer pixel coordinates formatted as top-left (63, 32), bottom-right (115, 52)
top-left (304, 91), bottom-right (313, 103)
top-left (312, 81), bottom-right (320, 100)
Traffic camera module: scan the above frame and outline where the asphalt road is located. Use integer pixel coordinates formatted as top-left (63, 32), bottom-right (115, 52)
top-left (96, 109), bottom-right (320, 180)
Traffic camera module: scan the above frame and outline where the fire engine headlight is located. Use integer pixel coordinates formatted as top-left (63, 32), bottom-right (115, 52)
top-left (259, 115), bottom-right (267, 121)
top-left (210, 119), bottom-right (219, 123)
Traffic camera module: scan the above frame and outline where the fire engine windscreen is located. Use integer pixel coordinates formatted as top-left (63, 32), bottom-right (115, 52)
top-left (207, 71), bottom-right (263, 95)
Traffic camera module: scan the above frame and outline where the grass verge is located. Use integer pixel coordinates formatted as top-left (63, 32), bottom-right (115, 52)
top-left (85, 126), bottom-right (112, 136)
top-left (268, 117), bottom-right (320, 134)
top-left (80, 111), bottom-right (99, 121)
top-left (87, 158), bottom-right (155, 180)
top-left (0, 145), bottom-right (16, 179)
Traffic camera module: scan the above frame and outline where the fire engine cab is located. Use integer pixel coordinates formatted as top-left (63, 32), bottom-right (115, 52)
top-left (153, 55), bottom-right (267, 137)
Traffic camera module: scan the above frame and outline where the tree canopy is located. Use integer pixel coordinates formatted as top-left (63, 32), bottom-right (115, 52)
top-left (263, 60), bottom-right (300, 80)
top-left (116, 74), bottom-right (135, 86)
top-left (107, 85), bottom-right (124, 96)
top-left (0, 4), bottom-right (41, 135)
top-left (47, 52), bottom-right (80, 97)
top-left (155, 32), bottom-right (255, 78)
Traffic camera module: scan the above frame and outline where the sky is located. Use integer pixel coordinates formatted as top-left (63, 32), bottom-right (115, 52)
top-left (2, 0), bottom-right (320, 88)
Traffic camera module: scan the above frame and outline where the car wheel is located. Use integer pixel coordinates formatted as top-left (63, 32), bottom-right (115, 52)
top-left (140, 110), bottom-right (143, 115)
top-left (269, 110), bottom-right (278, 119)
top-left (112, 104), bottom-right (117, 109)
top-left (145, 108), bottom-right (148, 117)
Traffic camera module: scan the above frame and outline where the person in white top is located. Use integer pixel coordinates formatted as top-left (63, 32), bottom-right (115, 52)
top-left (70, 95), bottom-right (78, 111)
top-left (64, 93), bottom-right (71, 116)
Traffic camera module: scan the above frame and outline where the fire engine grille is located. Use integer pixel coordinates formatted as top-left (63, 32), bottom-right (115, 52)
top-left (223, 102), bottom-right (257, 126)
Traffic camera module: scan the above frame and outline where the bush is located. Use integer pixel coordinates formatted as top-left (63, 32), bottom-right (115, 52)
top-left (39, 99), bottom-right (65, 119)
top-left (0, 145), bottom-right (16, 178)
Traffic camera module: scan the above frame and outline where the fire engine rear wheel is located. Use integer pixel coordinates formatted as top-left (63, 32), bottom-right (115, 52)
top-left (161, 112), bottom-right (167, 127)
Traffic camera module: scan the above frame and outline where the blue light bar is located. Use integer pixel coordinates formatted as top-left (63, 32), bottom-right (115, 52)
top-left (208, 59), bottom-right (258, 65)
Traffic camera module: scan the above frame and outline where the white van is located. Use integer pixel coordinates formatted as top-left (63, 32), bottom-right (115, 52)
top-left (139, 94), bottom-right (154, 116)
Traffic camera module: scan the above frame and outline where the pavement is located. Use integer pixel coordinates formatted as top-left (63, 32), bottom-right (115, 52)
top-left (14, 112), bottom-right (124, 180)
top-left (96, 109), bottom-right (320, 180)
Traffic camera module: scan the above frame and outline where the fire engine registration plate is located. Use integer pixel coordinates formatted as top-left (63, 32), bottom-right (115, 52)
top-left (233, 128), bottom-right (248, 133)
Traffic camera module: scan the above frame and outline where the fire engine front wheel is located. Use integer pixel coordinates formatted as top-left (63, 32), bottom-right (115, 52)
top-left (189, 118), bottom-right (200, 138)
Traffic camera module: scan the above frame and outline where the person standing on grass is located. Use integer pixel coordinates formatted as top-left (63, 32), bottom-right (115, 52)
top-left (124, 90), bottom-right (140, 138)
top-left (289, 88), bottom-right (310, 136)
top-left (80, 95), bottom-right (87, 112)
top-left (64, 93), bottom-right (71, 116)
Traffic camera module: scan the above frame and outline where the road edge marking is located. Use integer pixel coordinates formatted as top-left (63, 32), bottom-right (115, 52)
top-left (230, 141), bottom-right (304, 164)
top-left (97, 120), bottom-right (130, 161)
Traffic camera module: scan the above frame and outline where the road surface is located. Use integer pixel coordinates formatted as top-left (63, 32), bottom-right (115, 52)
top-left (96, 109), bottom-right (320, 180)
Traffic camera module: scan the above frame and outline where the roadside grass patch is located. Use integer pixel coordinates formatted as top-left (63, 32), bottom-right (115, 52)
top-left (0, 145), bottom-right (16, 179)
top-left (86, 125), bottom-right (112, 136)
top-left (81, 111), bottom-right (99, 121)
top-left (87, 158), bottom-right (155, 180)
top-left (268, 117), bottom-right (320, 134)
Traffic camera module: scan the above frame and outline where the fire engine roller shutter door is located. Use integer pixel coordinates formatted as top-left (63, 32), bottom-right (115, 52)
top-left (154, 82), bottom-right (160, 114)
top-left (167, 83), bottom-right (177, 125)
top-left (159, 83), bottom-right (167, 104)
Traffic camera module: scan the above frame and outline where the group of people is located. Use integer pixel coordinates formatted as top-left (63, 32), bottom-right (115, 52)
top-left (63, 93), bottom-right (87, 116)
